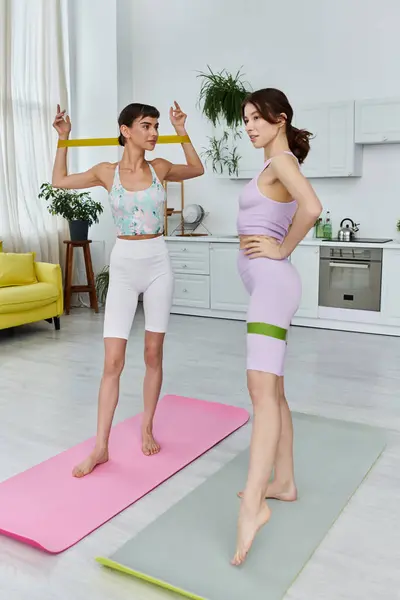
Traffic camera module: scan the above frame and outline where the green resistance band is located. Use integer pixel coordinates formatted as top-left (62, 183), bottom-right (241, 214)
top-left (247, 322), bottom-right (287, 341)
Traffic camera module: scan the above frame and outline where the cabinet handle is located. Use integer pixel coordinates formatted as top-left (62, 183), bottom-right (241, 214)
top-left (183, 288), bottom-right (188, 293)
top-left (182, 248), bottom-right (187, 252)
top-left (182, 264), bottom-right (187, 268)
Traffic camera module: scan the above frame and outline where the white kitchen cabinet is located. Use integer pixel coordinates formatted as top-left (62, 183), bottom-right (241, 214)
top-left (166, 239), bottom-right (248, 319)
top-left (165, 238), bottom-right (400, 336)
top-left (290, 245), bottom-right (320, 318)
top-left (167, 240), bottom-right (211, 310)
top-left (380, 249), bottom-right (400, 323)
top-left (209, 243), bottom-right (248, 313)
top-left (172, 273), bottom-right (210, 309)
top-left (168, 241), bottom-right (209, 275)
top-left (295, 101), bottom-right (362, 178)
top-left (355, 97), bottom-right (400, 144)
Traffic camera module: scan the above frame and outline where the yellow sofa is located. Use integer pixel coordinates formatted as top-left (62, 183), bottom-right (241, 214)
top-left (0, 247), bottom-right (63, 331)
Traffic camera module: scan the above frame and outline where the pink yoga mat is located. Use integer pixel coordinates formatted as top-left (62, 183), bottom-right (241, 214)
top-left (0, 395), bottom-right (249, 553)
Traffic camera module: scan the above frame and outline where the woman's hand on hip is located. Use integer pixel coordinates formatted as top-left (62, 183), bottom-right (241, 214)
top-left (243, 236), bottom-right (285, 260)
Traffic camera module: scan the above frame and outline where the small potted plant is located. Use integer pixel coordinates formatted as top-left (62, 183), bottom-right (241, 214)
top-left (39, 182), bottom-right (104, 241)
top-left (95, 265), bottom-right (110, 305)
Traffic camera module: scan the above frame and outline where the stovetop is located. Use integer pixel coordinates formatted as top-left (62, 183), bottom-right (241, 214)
top-left (321, 238), bottom-right (393, 243)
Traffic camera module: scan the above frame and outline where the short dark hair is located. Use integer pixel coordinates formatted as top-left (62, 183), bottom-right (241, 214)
top-left (118, 103), bottom-right (160, 146)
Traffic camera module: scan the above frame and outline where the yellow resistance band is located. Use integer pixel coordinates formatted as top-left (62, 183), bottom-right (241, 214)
top-left (58, 135), bottom-right (190, 148)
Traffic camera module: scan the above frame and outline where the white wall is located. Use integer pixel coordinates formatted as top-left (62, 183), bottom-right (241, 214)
top-left (116, 0), bottom-right (135, 112)
top-left (119, 0), bottom-right (400, 239)
top-left (67, 0), bottom-right (119, 269)
top-left (68, 0), bottom-right (400, 265)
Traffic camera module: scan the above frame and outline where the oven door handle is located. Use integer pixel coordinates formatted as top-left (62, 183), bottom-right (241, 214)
top-left (329, 262), bottom-right (369, 269)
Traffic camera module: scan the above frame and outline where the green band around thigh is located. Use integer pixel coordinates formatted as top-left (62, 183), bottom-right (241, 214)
top-left (247, 322), bottom-right (287, 341)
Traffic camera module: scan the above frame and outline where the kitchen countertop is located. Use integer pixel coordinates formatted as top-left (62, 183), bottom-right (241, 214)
top-left (297, 238), bottom-right (400, 249)
top-left (166, 235), bottom-right (239, 243)
top-left (165, 235), bottom-right (400, 249)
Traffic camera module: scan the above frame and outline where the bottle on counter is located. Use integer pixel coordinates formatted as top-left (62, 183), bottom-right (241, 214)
top-left (315, 218), bottom-right (324, 238)
top-left (323, 211), bottom-right (332, 239)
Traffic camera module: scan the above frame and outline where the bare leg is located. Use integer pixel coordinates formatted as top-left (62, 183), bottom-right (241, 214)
top-left (72, 338), bottom-right (126, 477)
top-left (141, 330), bottom-right (165, 456)
top-left (268, 376), bottom-right (297, 499)
top-left (232, 371), bottom-right (280, 566)
top-left (238, 376), bottom-right (297, 502)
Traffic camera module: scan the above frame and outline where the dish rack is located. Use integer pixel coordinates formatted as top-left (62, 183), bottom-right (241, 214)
top-left (163, 180), bottom-right (209, 237)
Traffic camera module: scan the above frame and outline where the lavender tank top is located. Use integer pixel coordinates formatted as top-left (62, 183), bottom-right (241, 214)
top-left (236, 151), bottom-right (298, 241)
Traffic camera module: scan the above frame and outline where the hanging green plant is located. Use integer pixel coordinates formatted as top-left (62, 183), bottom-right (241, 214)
top-left (197, 66), bottom-right (251, 177)
top-left (197, 66), bottom-right (250, 127)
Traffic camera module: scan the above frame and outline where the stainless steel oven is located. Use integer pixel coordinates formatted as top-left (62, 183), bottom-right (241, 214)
top-left (319, 246), bottom-right (383, 311)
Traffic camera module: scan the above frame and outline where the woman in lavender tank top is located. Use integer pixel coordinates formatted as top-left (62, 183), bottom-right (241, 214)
top-left (232, 89), bottom-right (322, 566)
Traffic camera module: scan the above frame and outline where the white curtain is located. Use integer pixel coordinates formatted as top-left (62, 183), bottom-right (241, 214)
top-left (0, 0), bottom-right (70, 263)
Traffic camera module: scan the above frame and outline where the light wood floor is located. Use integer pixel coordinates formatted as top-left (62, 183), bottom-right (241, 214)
top-left (1, 309), bottom-right (399, 600)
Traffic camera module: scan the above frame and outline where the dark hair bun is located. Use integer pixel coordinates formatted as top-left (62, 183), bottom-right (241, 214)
top-left (242, 88), bottom-right (312, 164)
top-left (287, 125), bottom-right (312, 164)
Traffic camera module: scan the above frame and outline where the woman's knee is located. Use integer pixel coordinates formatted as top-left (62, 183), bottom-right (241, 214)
top-left (144, 334), bottom-right (164, 369)
top-left (247, 371), bottom-right (279, 406)
top-left (104, 355), bottom-right (125, 378)
top-left (103, 339), bottom-right (126, 377)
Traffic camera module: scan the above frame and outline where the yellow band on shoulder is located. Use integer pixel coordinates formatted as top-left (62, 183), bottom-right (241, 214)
top-left (57, 135), bottom-right (191, 148)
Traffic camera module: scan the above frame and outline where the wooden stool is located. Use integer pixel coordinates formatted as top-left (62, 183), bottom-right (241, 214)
top-left (63, 240), bottom-right (99, 315)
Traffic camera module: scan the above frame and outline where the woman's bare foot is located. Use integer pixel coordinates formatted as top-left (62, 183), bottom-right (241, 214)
top-left (72, 448), bottom-right (109, 478)
top-left (237, 480), bottom-right (297, 502)
top-left (231, 499), bottom-right (271, 566)
top-left (142, 429), bottom-right (160, 456)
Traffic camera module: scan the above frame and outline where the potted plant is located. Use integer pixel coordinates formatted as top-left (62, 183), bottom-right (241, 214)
top-left (95, 265), bottom-right (110, 305)
top-left (197, 66), bottom-right (251, 176)
top-left (201, 131), bottom-right (241, 177)
top-left (39, 183), bottom-right (104, 241)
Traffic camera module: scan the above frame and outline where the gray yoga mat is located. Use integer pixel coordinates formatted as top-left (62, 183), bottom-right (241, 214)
top-left (97, 412), bottom-right (386, 600)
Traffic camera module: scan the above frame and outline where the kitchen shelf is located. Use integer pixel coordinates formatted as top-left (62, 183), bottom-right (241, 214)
top-left (163, 181), bottom-right (184, 236)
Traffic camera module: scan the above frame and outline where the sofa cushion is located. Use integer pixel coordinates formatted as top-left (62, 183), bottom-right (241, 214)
top-left (0, 282), bottom-right (59, 314)
top-left (0, 252), bottom-right (37, 288)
